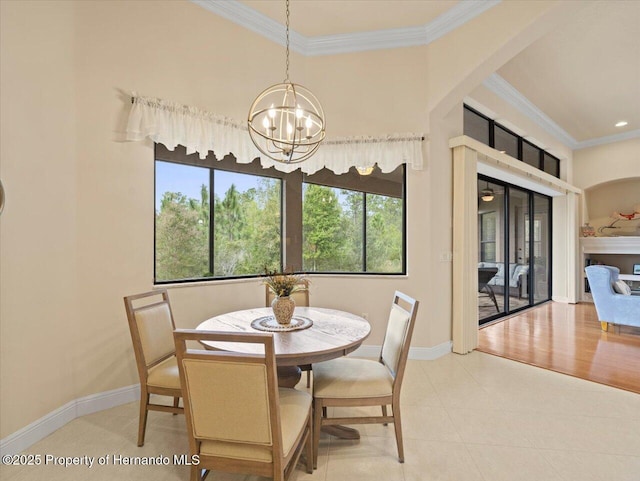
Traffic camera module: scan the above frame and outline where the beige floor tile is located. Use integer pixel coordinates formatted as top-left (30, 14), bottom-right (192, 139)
top-left (401, 369), bottom-right (443, 408)
top-left (493, 384), bottom-right (640, 418)
top-left (0, 464), bottom-right (26, 481)
top-left (400, 404), bottom-right (463, 443)
top-left (541, 450), bottom-right (640, 481)
top-left (466, 444), bottom-right (565, 481)
top-left (401, 439), bottom-right (484, 481)
top-left (432, 381), bottom-right (510, 411)
top-left (517, 411), bottom-right (640, 456)
top-left (325, 436), bottom-right (404, 481)
top-left (446, 407), bottom-right (534, 447)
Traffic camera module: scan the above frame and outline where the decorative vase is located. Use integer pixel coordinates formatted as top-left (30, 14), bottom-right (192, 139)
top-left (271, 296), bottom-right (295, 325)
top-left (581, 223), bottom-right (595, 237)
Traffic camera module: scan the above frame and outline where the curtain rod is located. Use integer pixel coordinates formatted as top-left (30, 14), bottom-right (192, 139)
top-left (131, 96), bottom-right (424, 143)
top-left (324, 136), bottom-right (424, 145)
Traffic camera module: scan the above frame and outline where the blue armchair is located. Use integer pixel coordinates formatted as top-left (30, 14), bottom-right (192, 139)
top-left (585, 265), bottom-right (640, 331)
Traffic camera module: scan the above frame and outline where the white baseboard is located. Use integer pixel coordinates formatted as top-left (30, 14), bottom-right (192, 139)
top-left (351, 340), bottom-right (452, 360)
top-left (0, 384), bottom-right (140, 456)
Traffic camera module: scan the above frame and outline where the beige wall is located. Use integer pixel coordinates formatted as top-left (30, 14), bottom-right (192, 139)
top-left (573, 138), bottom-right (640, 190)
top-left (573, 139), bottom-right (640, 232)
top-left (0, 0), bottom-right (79, 439)
top-left (586, 178), bottom-right (640, 219)
top-left (0, 0), bottom-right (578, 439)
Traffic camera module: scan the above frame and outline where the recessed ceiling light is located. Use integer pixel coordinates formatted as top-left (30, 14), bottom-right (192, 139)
top-left (615, 121), bottom-right (628, 127)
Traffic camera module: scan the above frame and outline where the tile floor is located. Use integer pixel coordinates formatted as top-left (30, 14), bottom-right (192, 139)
top-left (2, 352), bottom-right (639, 481)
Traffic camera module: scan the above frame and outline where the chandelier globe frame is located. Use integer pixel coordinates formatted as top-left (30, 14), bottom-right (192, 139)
top-left (248, 81), bottom-right (325, 164)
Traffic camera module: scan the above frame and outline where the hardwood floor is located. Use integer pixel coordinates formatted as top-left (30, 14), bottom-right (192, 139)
top-left (477, 301), bottom-right (640, 393)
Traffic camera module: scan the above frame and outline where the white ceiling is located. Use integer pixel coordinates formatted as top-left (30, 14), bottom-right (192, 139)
top-left (497, 1), bottom-right (640, 145)
top-left (242, 0), bottom-right (459, 36)
top-left (197, 0), bottom-right (640, 150)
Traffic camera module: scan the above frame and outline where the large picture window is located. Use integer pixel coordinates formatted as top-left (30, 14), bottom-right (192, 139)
top-left (154, 144), bottom-right (405, 283)
top-left (301, 185), bottom-right (403, 273)
top-left (155, 162), bottom-right (282, 281)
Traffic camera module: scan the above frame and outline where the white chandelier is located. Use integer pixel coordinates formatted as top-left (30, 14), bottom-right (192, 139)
top-left (247, 0), bottom-right (325, 164)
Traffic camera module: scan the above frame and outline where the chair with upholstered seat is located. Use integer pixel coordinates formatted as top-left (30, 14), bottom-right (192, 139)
top-left (124, 289), bottom-right (183, 446)
top-left (585, 265), bottom-right (640, 331)
top-left (173, 329), bottom-right (313, 481)
top-left (311, 291), bottom-right (419, 465)
top-left (266, 279), bottom-right (312, 387)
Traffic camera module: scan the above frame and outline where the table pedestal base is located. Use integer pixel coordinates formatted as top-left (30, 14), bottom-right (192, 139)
top-left (277, 365), bottom-right (302, 389)
top-left (322, 425), bottom-right (360, 440)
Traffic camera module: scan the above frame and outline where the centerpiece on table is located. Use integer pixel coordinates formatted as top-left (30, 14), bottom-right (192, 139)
top-left (262, 268), bottom-right (308, 325)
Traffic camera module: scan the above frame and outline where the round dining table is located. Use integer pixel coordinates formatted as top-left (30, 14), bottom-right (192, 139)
top-left (195, 306), bottom-right (371, 388)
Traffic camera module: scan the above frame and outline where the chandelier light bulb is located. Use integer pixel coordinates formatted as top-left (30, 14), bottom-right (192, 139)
top-left (305, 115), bottom-right (313, 138)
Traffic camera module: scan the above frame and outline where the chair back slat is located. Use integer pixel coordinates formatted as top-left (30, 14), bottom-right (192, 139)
top-left (174, 330), bottom-right (283, 456)
top-left (182, 359), bottom-right (272, 444)
top-left (380, 303), bottom-right (410, 377)
top-left (124, 290), bottom-right (176, 370)
top-left (380, 291), bottom-right (419, 381)
top-left (135, 302), bottom-right (175, 366)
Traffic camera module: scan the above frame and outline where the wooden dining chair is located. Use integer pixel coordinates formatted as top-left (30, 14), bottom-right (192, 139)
top-left (265, 279), bottom-right (312, 387)
top-left (173, 329), bottom-right (314, 481)
top-left (311, 291), bottom-right (419, 465)
top-left (124, 289), bottom-right (183, 446)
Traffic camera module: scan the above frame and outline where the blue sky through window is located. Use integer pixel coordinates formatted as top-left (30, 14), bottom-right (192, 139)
top-left (155, 161), bottom-right (263, 212)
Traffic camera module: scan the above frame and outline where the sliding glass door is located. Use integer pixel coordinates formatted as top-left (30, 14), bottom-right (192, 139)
top-left (478, 179), bottom-right (505, 320)
top-left (478, 175), bottom-right (552, 325)
top-left (532, 194), bottom-right (551, 303)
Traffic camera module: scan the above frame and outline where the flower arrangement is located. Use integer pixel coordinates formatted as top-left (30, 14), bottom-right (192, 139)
top-left (262, 267), bottom-right (307, 298)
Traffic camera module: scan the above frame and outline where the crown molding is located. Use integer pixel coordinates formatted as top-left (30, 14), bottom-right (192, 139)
top-left (306, 0), bottom-right (500, 55)
top-left (191, 0), bottom-right (500, 56)
top-left (483, 74), bottom-right (640, 150)
top-left (195, 1), bottom-right (633, 150)
top-left (191, 0), bottom-right (308, 53)
top-left (483, 73), bottom-right (578, 149)
top-left (573, 129), bottom-right (640, 150)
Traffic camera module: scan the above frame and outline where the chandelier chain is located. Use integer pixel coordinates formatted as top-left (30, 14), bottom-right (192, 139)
top-left (247, 0), bottom-right (325, 164)
top-left (285, 0), bottom-right (290, 82)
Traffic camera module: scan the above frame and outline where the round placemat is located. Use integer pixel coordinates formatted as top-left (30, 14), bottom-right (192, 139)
top-left (251, 315), bottom-right (313, 332)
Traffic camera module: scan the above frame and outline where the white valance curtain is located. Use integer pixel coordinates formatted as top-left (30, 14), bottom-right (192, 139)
top-left (125, 94), bottom-right (424, 174)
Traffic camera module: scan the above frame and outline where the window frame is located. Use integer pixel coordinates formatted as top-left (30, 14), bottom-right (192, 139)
top-left (153, 144), bottom-right (407, 284)
top-left (479, 211), bottom-right (497, 262)
top-left (464, 105), bottom-right (560, 179)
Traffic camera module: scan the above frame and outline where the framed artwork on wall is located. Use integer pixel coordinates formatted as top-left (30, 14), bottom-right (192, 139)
top-left (633, 264), bottom-right (640, 275)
